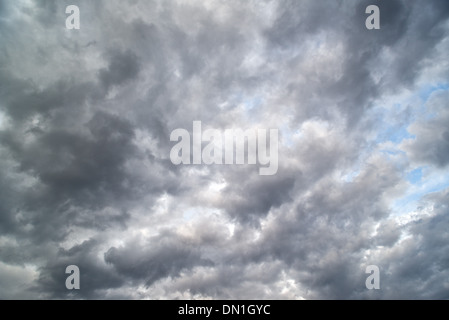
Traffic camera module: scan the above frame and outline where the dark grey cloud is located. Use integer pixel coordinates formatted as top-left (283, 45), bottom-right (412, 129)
top-left (0, 0), bottom-right (448, 300)
top-left (37, 239), bottom-right (124, 299)
top-left (99, 49), bottom-right (141, 91)
top-left (218, 167), bottom-right (297, 226)
top-left (371, 189), bottom-right (449, 299)
top-left (104, 231), bottom-right (214, 288)
top-left (264, 0), bottom-right (449, 126)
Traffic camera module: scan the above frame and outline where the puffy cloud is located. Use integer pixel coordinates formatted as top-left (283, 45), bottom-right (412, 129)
top-left (0, 0), bottom-right (448, 300)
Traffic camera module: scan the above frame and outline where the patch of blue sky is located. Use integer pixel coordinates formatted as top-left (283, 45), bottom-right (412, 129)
top-left (241, 96), bottom-right (266, 125)
top-left (340, 170), bottom-right (360, 183)
top-left (376, 125), bottom-right (414, 144)
top-left (228, 89), bottom-right (264, 112)
top-left (368, 83), bottom-right (448, 147)
top-left (406, 167), bottom-right (423, 184)
top-left (418, 83), bottom-right (449, 120)
top-left (391, 168), bottom-right (449, 218)
top-left (242, 96), bottom-right (263, 112)
top-left (375, 110), bottom-right (414, 145)
top-left (226, 92), bottom-right (245, 107)
top-left (280, 124), bottom-right (301, 148)
top-left (418, 83), bottom-right (449, 101)
top-left (366, 83), bottom-right (449, 218)
top-left (364, 104), bottom-right (412, 149)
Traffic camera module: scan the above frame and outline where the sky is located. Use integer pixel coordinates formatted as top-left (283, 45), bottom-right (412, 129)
top-left (0, 0), bottom-right (449, 299)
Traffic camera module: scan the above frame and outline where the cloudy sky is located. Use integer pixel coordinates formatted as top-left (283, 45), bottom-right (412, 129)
top-left (1, 0), bottom-right (449, 299)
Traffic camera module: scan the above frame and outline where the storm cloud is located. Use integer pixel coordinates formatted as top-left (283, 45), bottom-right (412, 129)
top-left (0, 0), bottom-right (449, 299)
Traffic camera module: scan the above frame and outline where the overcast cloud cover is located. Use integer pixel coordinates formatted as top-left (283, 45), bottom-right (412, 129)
top-left (1, 0), bottom-right (449, 299)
